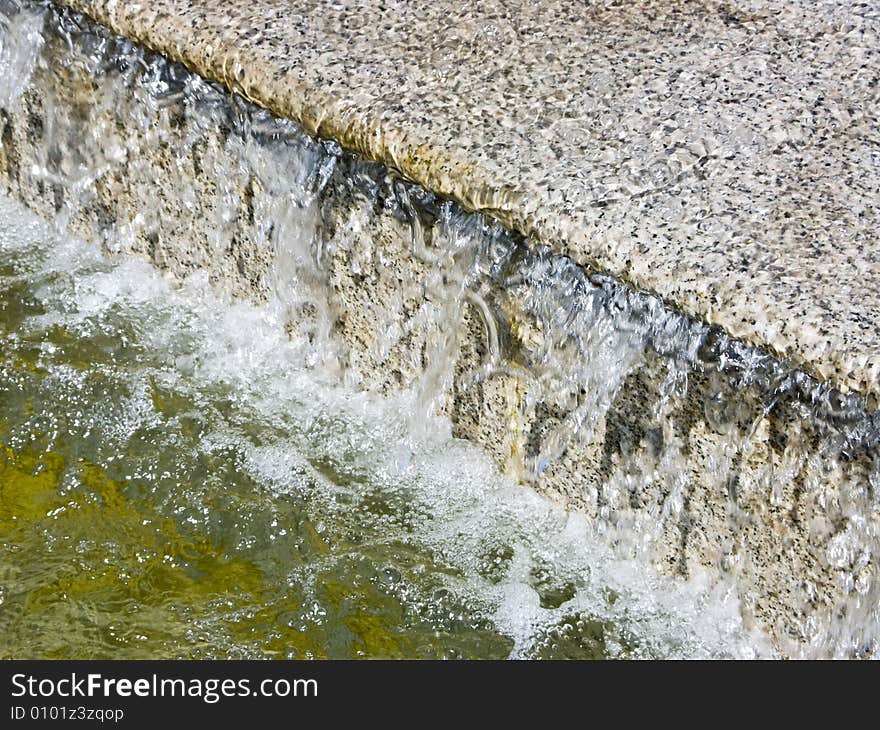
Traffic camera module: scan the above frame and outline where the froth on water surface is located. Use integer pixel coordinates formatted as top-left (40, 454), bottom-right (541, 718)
top-left (2, 0), bottom-right (880, 659)
top-left (0, 195), bottom-right (771, 658)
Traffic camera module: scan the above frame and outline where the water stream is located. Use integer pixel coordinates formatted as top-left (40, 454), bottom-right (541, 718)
top-left (1, 0), bottom-right (879, 658)
top-left (0, 193), bottom-right (771, 658)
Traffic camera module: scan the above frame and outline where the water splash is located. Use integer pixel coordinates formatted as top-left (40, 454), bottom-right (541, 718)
top-left (0, 193), bottom-right (772, 658)
top-left (1, 0), bottom-right (879, 657)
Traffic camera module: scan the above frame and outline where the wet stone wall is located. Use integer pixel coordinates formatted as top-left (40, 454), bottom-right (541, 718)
top-left (2, 0), bottom-right (880, 656)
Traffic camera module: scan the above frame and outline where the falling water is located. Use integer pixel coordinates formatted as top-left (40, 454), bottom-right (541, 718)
top-left (1, 0), bottom-right (878, 658)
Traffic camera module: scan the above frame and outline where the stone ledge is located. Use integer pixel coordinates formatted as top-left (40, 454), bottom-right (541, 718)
top-left (53, 0), bottom-right (880, 401)
top-left (4, 4), bottom-right (880, 655)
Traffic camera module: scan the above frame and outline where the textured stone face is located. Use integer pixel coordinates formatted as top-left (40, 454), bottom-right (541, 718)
top-left (48, 0), bottom-right (880, 400)
top-left (3, 3), bottom-right (880, 656)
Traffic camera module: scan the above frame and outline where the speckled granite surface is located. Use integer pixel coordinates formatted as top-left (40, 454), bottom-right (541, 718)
top-left (56, 0), bottom-right (880, 398)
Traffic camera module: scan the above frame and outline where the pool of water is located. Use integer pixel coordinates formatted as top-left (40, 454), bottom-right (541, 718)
top-left (0, 194), bottom-right (771, 658)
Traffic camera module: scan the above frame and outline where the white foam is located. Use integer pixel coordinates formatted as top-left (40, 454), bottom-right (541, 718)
top-left (0, 192), bottom-right (775, 658)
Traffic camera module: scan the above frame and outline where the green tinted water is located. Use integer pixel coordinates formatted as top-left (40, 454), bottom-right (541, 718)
top-left (0, 196), bottom-right (765, 659)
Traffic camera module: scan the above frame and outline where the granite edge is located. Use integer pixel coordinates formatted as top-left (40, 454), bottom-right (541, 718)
top-left (51, 0), bottom-right (880, 403)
